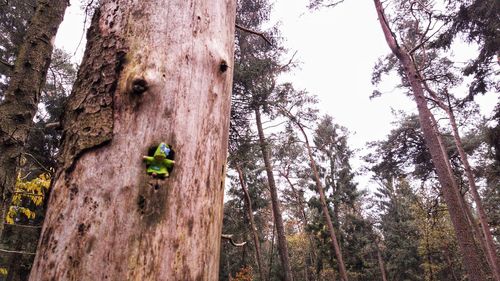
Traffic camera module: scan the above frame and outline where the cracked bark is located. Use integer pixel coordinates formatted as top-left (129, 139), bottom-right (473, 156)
top-left (29, 0), bottom-right (236, 280)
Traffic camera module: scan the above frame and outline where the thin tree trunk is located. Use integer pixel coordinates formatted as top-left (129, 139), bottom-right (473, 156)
top-left (268, 222), bottom-right (276, 281)
top-left (280, 171), bottom-right (319, 281)
top-left (281, 171), bottom-right (318, 264)
top-left (0, 0), bottom-right (67, 239)
top-left (443, 246), bottom-right (460, 281)
top-left (295, 122), bottom-right (349, 281)
top-left (447, 107), bottom-right (500, 281)
top-left (423, 80), bottom-right (500, 280)
top-left (235, 164), bottom-right (266, 281)
top-left (432, 109), bottom-right (494, 274)
top-left (254, 107), bottom-right (294, 281)
top-left (29, 0), bottom-right (236, 280)
top-left (376, 245), bottom-right (388, 281)
top-left (373, 1), bottom-right (488, 280)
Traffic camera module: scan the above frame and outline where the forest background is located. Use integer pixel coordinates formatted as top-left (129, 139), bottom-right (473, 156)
top-left (0, 0), bottom-right (498, 280)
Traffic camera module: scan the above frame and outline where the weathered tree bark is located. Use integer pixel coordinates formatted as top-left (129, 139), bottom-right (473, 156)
top-left (294, 122), bottom-right (349, 281)
top-left (0, 0), bottom-right (67, 239)
top-left (29, 0), bottom-right (236, 280)
top-left (373, 1), bottom-right (489, 280)
top-left (254, 107), bottom-right (294, 281)
top-left (235, 164), bottom-right (266, 281)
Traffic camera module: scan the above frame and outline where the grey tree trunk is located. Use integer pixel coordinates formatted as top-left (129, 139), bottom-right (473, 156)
top-left (373, 1), bottom-right (489, 280)
top-left (254, 107), bottom-right (294, 281)
top-left (0, 0), bottom-right (67, 239)
top-left (29, 0), bottom-right (236, 280)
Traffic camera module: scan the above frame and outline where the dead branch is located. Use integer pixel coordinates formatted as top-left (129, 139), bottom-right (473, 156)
top-left (0, 58), bottom-right (14, 69)
top-left (235, 23), bottom-right (272, 46)
top-left (221, 234), bottom-right (247, 247)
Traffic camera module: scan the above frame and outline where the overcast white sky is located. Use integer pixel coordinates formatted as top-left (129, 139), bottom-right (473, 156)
top-left (55, 0), bottom-right (497, 190)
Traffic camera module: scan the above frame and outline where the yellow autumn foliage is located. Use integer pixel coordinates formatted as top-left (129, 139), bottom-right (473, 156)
top-left (5, 173), bottom-right (51, 224)
top-left (232, 266), bottom-right (253, 281)
top-left (0, 267), bottom-right (7, 276)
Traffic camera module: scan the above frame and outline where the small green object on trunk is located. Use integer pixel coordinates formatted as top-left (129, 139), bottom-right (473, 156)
top-left (143, 143), bottom-right (175, 178)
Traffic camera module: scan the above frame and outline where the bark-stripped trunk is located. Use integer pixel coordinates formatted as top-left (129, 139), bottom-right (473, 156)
top-left (295, 122), bottom-right (349, 281)
top-left (373, 1), bottom-right (488, 280)
top-left (0, 0), bottom-right (67, 239)
top-left (29, 0), bottom-right (236, 280)
top-left (254, 107), bottom-right (294, 281)
top-left (235, 164), bottom-right (266, 281)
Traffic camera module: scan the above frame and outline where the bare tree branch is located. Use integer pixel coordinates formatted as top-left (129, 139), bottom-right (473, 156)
top-left (235, 23), bottom-right (272, 46)
top-left (0, 248), bottom-right (36, 255)
top-left (0, 58), bottom-right (14, 69)
top-left (221, 234), bottom-right (247, 247)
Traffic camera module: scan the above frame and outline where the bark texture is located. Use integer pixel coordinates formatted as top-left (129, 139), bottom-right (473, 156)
top-left (29, 0), bottom-right (236, 280)
top-left (373, 1), bottom-right (489, 280)
top-left (0, 0), bottom-right (67, 238)
top-left (255, 108), bottom-right (294, 281)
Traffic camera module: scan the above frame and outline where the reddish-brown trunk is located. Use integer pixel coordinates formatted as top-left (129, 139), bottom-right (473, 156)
top-left (376, 245), bottom-right (388, 281)
top-left (447, 108), bottom-right (500, 281)
top-left (296, 123), bottom-right (349, 281)
top-left (423, 89), bottom-right (497, 273)
top-left (255, 107), bottom-right (294, 281)
top-left (29, 0), bottom-right (236, 280)
top-left (373, 1), bottom-right (489, 280)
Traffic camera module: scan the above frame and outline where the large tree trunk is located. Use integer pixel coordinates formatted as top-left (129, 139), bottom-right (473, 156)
top-left (374, 1), bottom-right (489, 280)
top-left (295, 123), bottom-right (349, 281)
top-left (254, 107), bottom-right (294, 281)
top-left (29, 0), bottom-right (236, 280)
top-left (0, 0), bottom-right (67, 239)
top-left (235, 164), bottom-right (266, 281)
